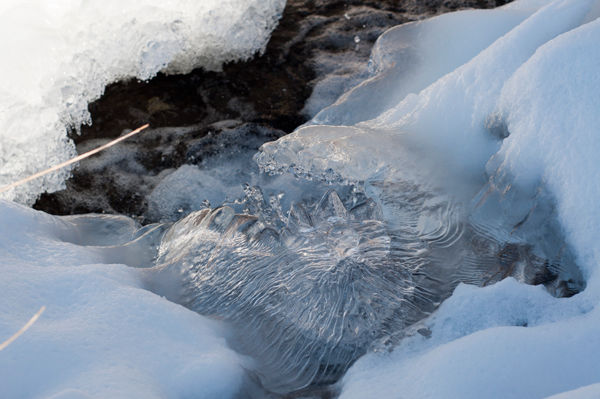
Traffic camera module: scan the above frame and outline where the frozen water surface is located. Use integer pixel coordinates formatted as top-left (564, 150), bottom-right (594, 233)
top-left (152, 177), bottom-right (581, 393)
top-left (3, 0), bottom-right (600, 397)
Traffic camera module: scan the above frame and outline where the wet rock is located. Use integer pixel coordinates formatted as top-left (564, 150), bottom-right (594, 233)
top-left (35, 122), bottom-right (285, 224)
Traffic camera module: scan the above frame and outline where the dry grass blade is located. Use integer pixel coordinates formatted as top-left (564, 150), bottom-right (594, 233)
top-left (0, 124), bottom-right (149, 194)
top-left (0, 306), bottom-right (46, 351)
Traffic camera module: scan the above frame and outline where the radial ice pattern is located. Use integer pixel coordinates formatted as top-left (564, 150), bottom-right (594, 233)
top-left (156, 190), bottom-right (411, 392)
top-left (154, 181), bottom-right (580, 393)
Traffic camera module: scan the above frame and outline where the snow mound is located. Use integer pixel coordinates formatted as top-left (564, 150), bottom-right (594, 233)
top-left (340, 279), bottom-right (600, 399)
top-left (0, 200), bottom-right (247, 399)
top-left (0, 0), bottom-right (285, 205)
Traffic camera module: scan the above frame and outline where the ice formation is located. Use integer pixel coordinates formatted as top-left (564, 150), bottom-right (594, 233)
top-left (154, 190), bottom-right (412, 392)
top-left (307, 6), bottom-right (531, 126)
top-left (152, 174), bottom-right (580, 393)
top-left (258, 0), bottom-right (600, 397)
top-left (92, 0), bottom-right (599, 394)
top-left (146, 123), bottom-right (285, 222)
top-left (0, 0), bottom-right (284, 205)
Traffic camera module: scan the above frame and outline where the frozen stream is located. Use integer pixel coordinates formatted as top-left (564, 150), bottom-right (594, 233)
top-left (2, 0), bottom-right (600, 398)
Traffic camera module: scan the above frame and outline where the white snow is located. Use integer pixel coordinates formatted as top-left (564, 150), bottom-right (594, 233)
top-left (0, 200), bottom-right (247, 398)
top-left (493, 15), bottom-right (600, 283)
top-left (340, 279), bottom-right (600, 399)
top-left (0, 0), bottom-right (284, 205)
top-left (546, 383), bottom-right (600, 399)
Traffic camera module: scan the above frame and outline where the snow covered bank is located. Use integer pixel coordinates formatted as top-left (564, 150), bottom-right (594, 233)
top-left (340, 279), bottom-right (599, 399)
top-left (3, 0), bottom-right (600, 397)
top-left (256, 0), bottom-right (600, 396)
top-left (0, 201), bottom-right (247, 398)
top-left (0, 0), bottom-right (285, 205)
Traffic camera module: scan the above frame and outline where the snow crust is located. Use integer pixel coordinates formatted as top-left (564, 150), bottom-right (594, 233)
top-left (255, 0), bottom-right (600, 396)
top-left (0, 200), bottom-right (246, 398)
top-left (308, 7), bottom-right (529, 127)
top-left (0, 0), bottom-right (284, 205)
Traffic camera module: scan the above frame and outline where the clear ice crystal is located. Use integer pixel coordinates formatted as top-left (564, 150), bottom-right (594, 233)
top-left (154, 183), bottom-right (581, 393)
top-left (156, 190), bottom-right (415, 392)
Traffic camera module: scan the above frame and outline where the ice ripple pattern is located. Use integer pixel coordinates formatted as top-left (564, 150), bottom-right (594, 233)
top-left (154, 179), bottom-right (580, 393)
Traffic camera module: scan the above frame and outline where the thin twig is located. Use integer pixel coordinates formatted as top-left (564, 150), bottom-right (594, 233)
top-left (0, 306), bottom-right (46, 351)
top-left (0, 124), bottom-right (149, 194)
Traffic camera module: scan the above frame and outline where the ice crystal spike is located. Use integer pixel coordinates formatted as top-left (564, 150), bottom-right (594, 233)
top-left (286, 202), bottom-right (313, 229)
top-left (315, 189), bottom-right (348, 219)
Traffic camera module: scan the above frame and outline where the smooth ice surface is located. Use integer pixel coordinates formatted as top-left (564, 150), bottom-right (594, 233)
top-left (308, 6), bottom-right (531, 126)
top-left (255, 0), bottom-right (600, 397)
top-left (0, 0), bottom-right (284, 205)
top-left (0, 200), bottom-right (246, 399)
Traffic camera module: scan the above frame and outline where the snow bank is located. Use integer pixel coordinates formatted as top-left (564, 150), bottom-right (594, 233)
top-left (0, 0), bottom-right (285, 205)
top-left (340, 279), bottom-right (600, 399)
top-left (256, 0), bottom-right (600, 396)
top-left (493, 15), bottom-right (600, 284)
top-left (0, 200), bottom-right (246, 398)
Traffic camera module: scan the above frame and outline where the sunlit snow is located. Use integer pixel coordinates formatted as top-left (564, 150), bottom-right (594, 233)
top-left (2, 0), bottom-right (600, 398)
top-left (0, 0), bottom-right (284, 205)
